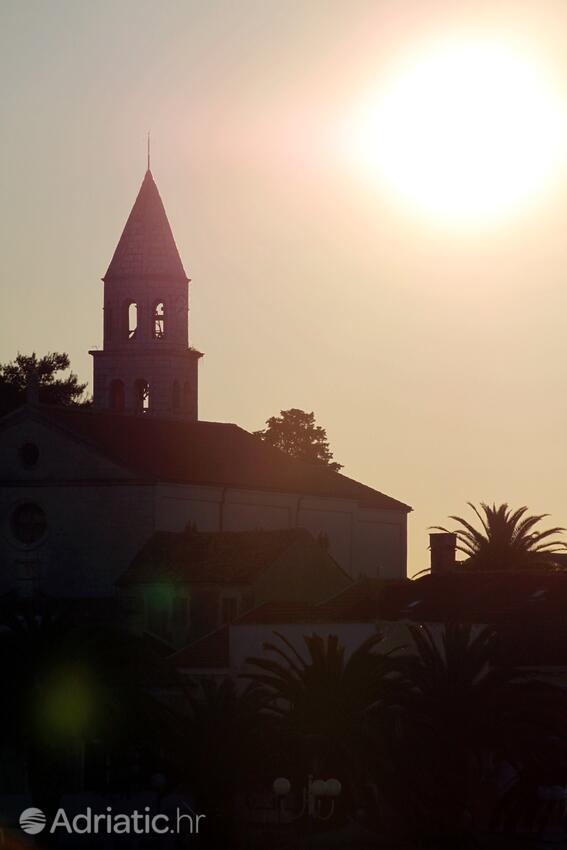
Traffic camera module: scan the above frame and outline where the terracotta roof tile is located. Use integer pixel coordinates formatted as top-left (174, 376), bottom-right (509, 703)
top-left (118, 527), bottom-right (319, 586)
top-left (397, 571), bottom-right (567, 625)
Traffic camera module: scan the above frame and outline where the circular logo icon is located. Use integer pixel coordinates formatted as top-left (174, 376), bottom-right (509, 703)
top-left (19, 808), bottom-right (46, 834)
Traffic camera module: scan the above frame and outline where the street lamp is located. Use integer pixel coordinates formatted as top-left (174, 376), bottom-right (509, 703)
top-left (273, 775), bottom-right (342, 822)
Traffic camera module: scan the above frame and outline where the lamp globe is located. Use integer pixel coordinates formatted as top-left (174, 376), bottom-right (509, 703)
top-left (273, 777), bottom-right (291, 797)
top-left (324, 778), bottom-right (342, 798)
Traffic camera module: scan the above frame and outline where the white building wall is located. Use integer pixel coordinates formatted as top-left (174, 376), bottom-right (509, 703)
top-left (155, 485), bottom-right (408, 579)
top-left (0, 481), bottom-right (156, 597)
top-left (0, 416), bottom-right (156, 596)
top-left (354, 509), bottom-right (408, 579)
top-left (227, 620), bottom-right (413, 682)
top-left (0, 415), bottom-right (409, 597)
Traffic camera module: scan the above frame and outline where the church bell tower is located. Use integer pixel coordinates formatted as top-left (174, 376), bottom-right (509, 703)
top-left (90, 167), bottom-right (202, 419)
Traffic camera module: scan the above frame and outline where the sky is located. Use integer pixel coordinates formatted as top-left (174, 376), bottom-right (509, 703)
top-left (2, 0), bottom-right (567, 576)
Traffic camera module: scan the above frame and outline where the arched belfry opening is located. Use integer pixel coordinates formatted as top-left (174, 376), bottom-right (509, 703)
top-left (153, 302), bottom-right (165, 339)
top-left (134, 379), bottom-right (150, 414)
top-left (90, 167), bottom-right (203, 419)
top-left (127, 303), bottom-right (138, 340)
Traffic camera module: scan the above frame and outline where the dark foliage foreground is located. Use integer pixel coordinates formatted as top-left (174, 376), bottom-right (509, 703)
top-left (0, 611), bottom-right (566, 849)
top-left (238, 623), bottom-right (567, 848)
top-left (0, 351), bottom-right (89, 415)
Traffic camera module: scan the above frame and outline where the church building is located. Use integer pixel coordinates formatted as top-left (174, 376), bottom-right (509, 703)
top-left (0, 167), bottom-right (411, 605)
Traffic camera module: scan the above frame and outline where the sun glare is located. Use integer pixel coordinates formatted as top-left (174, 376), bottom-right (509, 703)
top-left (345, 38), bottom-right (567, 223)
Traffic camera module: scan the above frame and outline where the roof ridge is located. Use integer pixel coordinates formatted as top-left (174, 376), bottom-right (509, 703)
top-left (13, 406), bottom-right (411, 512)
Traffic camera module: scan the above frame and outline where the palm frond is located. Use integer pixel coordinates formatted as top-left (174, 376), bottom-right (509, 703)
top-left (433, 502), bottom-right (566, 571)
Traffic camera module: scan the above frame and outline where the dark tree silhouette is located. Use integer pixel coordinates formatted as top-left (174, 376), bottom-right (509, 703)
top-left (173, 678), bottom-right (273, 848)
top-left (242, 631), bottom-right (401, 806)
top-left (433, 502), bottom-right (567, 571)
top-left (389, 623), bottom-right (567, 848)
top-left (254, 408), bottom-right (342, 471)
top-left (0, 351), bottom-right (89, 416)
top-left (0, 607), bottom-right (172, 830)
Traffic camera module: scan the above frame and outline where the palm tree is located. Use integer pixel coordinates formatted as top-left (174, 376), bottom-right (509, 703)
top-left (172, 678), bottom-right (271, 848)
top-left (389, 623), bottom-right (567, 847)
top-left (433, 502), bottom-right (567, 571)
top-left (242, 631), bottom-right (403, 807)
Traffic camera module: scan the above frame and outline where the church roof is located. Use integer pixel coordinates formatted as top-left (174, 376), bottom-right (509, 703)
top-left (22, 406), bottom-right (412, 512)
top-left (104, 170), bottom-right (187, 282)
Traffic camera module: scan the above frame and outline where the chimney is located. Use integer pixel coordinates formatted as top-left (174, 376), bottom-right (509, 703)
top-left (429, 532), bottom-right (456, 574)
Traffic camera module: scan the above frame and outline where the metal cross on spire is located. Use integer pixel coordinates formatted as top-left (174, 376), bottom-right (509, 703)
top-left (147, 131), bottom-right (151, 172)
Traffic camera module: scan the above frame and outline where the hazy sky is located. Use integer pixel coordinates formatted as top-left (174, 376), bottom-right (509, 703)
top-left (3, 0), bottom-right (567, 576)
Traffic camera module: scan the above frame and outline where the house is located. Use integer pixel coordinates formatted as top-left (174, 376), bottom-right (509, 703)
top-left (171, 538), bottom-right (567, 682)
top-left (171, 576), bottom-right (413, 681)
top-left (116, 526), bottom-right (352, 646)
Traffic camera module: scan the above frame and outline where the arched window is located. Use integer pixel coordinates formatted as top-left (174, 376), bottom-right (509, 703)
top-left (172, 380), bottom-right (180, 411)
top-left (127, 302), bottom-right (138, 340)
top-left (109, 379), bottom-right (125, 411)
top-left (183, 382), bottom-right (192, 411)
top-left (105, 306), bottom-right (113, 343)
top-left (153, 302), bottom-right (165, 339)
top-left (134, 379), bottom-right (150, 413)
top-left (19, 443), bottom-right (39, 467)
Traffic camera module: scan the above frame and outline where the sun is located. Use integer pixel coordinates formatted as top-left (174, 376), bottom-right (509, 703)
top-left (345, 38), bottom-right (567, 223)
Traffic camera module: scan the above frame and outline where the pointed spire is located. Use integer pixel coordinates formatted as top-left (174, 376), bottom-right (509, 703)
top-left (104, 169), bottom-right (187, 282)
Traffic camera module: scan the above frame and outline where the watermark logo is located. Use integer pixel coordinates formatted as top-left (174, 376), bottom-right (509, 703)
top-left (18, 805), bottom-right (205, 837)
top-left (19, 808), bottom-right (47, 835)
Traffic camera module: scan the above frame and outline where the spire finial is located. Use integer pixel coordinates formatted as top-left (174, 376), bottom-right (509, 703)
top-left (147, 130), bottom-right (151, 172)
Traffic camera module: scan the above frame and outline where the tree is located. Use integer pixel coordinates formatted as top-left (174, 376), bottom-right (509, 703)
top-left (242, 631), bottom-right (401, 805)
top-left (0, 351), bottom-right (89, 416)
top-left (172, 678), bottom-right (273, 848)
top-left (254, 408), bottom-right (342, 471)
top-left (389, 623), bottom-right (567, 847)
top-left (0, 606), bottom-right (172, 824)
top-left (433, 502), bottom-right (567, 571)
